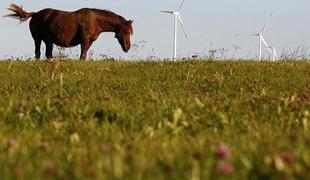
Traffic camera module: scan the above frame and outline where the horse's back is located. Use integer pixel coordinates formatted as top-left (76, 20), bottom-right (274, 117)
top-left (30, 8), bottom-right (83, 46)
top-left (30, 8), bottom-right (96, 29)
top-left (29, 8), bottom-right (103, 47)
top-left (31, 8), bottom-right (74, 23)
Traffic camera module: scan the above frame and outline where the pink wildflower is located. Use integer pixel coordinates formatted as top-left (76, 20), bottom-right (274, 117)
top-left (7, 139), bottom-right (18, 149)
top-left (40, 141), bottom-right (52, 153)
top-left (216, 161), bottom-right (234, 174)
top-left (282, 152), bottom-right (294, 164)
top-left (101, 144), bottom-right (111, 154)
top-left (216, 144), bottom-right (231, 159)
top-left (44, 161), bottom-right (57, 176)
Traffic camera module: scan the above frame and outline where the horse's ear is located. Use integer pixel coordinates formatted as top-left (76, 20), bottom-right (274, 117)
top-left (125, 20), bottom-right (134, 35)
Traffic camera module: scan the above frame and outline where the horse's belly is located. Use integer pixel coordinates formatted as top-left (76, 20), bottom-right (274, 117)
top-left (51, 27), bottom-right (80, 47)
top-left (46, 17), bottom-right (81, 47)
top-left (54, 39), bottom-right (80, 47)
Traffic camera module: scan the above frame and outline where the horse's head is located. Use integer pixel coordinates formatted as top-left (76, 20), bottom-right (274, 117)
top-left (115, 20), bottom-right (133, 53)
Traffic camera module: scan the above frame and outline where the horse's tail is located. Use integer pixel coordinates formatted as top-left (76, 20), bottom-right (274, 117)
top-left (4, 3), bottom-right (34, 22)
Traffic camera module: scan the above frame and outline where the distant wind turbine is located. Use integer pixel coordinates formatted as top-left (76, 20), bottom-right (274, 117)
top-left (161, 0), bottom-right (188, 60)
top-left (237, 14), bottom-right (278, 61)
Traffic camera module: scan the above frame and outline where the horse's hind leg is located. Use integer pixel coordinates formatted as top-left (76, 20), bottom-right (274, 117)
top-left (34, 39), bottom-right (41, 60)
top-left (45, 42), bottom-right (53, 60)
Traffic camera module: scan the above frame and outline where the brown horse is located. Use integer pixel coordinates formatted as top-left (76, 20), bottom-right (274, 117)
top-left (5, 3), bottom-right (133, 60)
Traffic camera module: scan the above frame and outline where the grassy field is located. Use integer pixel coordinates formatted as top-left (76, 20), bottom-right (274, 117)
top-left (0, 60), bottom-right (309, 179)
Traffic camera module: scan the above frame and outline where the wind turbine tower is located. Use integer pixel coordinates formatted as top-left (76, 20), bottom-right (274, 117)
top-left (161, 0), bottom-right (188, 60)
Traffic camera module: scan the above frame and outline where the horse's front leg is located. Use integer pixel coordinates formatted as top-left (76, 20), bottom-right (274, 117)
top-left (80, 42), bottom-right (88, 60)
top-left (80, 40), bottom-right (94, 60)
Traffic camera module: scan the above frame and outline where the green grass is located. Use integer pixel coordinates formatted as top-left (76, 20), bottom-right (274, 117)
top-left (0, 60), bottom-right (309, 179)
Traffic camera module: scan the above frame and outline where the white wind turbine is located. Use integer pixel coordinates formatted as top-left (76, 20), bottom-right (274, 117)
top-left (237, 14), bottom-right (278, 61)
top-left (161, 0), bottom-right (188, 60)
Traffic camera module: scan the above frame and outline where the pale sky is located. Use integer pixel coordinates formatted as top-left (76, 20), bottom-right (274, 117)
top-left (0, 0), bottom-right (309, 59)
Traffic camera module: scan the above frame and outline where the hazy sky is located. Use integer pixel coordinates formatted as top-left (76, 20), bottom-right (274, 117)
top-left (0, 0), bottom-right (309, 59)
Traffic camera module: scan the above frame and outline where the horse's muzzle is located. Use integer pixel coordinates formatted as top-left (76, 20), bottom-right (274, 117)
top-left (122, 47), bottom-right (130, 53)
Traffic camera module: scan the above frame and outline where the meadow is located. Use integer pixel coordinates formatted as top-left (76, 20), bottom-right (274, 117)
top-left (0, 60), bottom-right (309, 179)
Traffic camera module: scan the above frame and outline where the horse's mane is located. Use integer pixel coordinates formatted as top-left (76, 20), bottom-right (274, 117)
top-left (90, 8), bottom-right (126, 22)
top-left (89, 8), bottom-right (133, 35)
top-left (128, 22), bottom-right (133, 35)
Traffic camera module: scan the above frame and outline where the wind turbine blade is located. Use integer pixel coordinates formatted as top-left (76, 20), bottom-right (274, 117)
top-left (161, 10), bottom-right (174, 14)
top-left (275, 53), bottom-right (279, 60)
top-left (273, 48), bottom-right (279, 60)
top-left (236, 33), bottom-right (259, 37)
top-left (177, 14), bottom-right (188, 38)
top-left (179, 0), bottom-right (185, 11)
top-left (260, 13), bottom-right (272, 34)
top-left (261, 36), bottom-right (273, 54)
